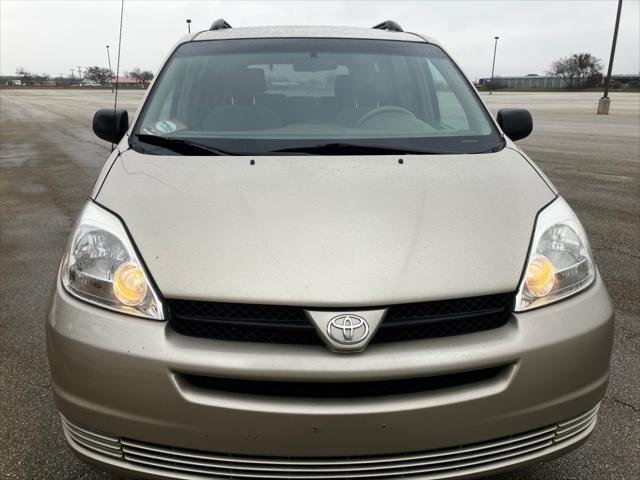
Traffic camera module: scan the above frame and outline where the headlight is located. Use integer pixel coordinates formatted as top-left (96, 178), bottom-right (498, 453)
top-left (61, 202), bottom-right (163, 319)
top-left (515, 197), bottom-right (595, 311)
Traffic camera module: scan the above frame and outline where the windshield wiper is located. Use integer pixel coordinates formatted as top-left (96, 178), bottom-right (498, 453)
top-left (132, 134), bottom-right (237, 156)
top-left (268, 143), bottom-right (456, 155)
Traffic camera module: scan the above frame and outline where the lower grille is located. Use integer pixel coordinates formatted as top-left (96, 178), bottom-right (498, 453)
top-left (168, 293), bottom-right (513, 346)
top-left (179, 366), bottom-right (505, 398)
top-left (60, 416), bottom-right (122, 460)
top-left (61, 404), bottom-right (599, 479)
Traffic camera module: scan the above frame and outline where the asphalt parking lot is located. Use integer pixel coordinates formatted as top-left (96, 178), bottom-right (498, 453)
top-left (0, 89), bottom-right (638, 479)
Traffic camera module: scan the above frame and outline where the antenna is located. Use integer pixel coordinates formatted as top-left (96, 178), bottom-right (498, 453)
top-left (114, 0), bottom-right (124, 112)
top-left (111, 0), bottom-right (125, 152)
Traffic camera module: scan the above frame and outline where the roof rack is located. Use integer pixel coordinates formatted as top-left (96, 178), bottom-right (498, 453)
top-left (372, 20), bottom-right (404, 32)
top-left (209, 18), bottom-right (232, 31)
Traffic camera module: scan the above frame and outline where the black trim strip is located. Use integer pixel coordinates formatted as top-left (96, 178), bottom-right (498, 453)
top-left (179, 366), bottom-right (506, 398)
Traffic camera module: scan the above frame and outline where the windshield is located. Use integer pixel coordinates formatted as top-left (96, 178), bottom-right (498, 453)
top-left (132, 38), bottom-right (503, 155)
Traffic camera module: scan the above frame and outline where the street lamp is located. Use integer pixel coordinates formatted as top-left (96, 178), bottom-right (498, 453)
top-left (598, 0), bottom-right (623, 114)
top-left (489, 36), bottom-right (499, 95)
top-left (186, 19), bottom-right (191, 34)
top-left (106, 45), bottom-right (113, 93)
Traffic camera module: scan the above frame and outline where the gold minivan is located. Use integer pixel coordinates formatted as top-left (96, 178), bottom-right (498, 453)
top-left (48, 20), bottom-right (614, 479)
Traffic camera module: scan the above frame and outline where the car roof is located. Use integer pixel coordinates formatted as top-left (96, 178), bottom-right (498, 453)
top-left (193, 25), bottom-right (435, 44)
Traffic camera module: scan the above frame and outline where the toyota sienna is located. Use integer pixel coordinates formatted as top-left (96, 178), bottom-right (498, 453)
top-left (47, 20), bottom-right (614, 479)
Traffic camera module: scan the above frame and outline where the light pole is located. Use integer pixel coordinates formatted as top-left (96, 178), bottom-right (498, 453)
top-left (106, 45), bottom-right (113, 93)
top-left (489, 36), bottom-right (499, 94)
top-left (186, 19), bottom-right (191, 34)
top-left (598, 0), bottom-right (623, 114)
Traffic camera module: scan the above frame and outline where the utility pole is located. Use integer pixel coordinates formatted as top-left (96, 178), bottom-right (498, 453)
top-left (186, 19), bottom-right (191, 33)
top-left (489, 36), bottom-right (499, 95)
top-left (106, 45), bottom-right (113, 93)
top-left (70, 68), bottom-right (75, 79)
top-left (598, 0), bottom-right (623, 114)
top-left (77, 65), bottom-right (83, 79)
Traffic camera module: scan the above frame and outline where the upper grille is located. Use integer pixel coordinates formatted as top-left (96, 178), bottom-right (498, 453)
top-left (168, 293), bottom-right (513, 345)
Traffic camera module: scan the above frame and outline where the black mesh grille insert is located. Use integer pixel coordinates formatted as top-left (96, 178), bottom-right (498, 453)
top-left (374, 294), bottom-right (513, 343)
top-left (168, 293), bottom-right (513, 345)
top-left (168, 301), bottom-right (320, 344)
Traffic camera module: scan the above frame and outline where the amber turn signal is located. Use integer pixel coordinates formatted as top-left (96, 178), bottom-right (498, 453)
top-left (113, 263), bottom-right (148, 306)
top-left (525, 255), bottom-right (555, 298)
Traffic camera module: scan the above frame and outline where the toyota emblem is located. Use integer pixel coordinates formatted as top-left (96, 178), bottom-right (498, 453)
top-left (327, 314), bottom-right (369, 345)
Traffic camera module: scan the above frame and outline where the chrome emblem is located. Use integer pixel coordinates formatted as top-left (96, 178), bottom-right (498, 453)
top-left (327, 315), bottom-right (369, 345)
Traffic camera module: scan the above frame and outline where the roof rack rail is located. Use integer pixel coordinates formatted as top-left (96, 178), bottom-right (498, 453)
top-left (372, 20), bottom-right (404, 32)
top-left (209, 18), bottom-right (232, 31)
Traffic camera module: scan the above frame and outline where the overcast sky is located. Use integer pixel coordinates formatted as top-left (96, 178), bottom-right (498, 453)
top-left (1, 0), bottom-right (638, 80)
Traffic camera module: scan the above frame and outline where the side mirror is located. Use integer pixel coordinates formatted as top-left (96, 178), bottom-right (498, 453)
top-left (497, 108), bottom-right (532, 141)
top-left (93, 108), bottom-right (129, 143)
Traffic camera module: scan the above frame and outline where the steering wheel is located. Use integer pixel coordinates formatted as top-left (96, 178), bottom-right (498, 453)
top-left (355, 106), bottom-right (416, 127)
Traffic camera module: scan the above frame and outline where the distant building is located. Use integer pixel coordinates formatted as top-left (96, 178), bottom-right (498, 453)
top-left (477, 74), bottom-right (639, 89)
top-left (478, 76), bottom-right (581, 88)
top-left (1, 77), bottom-right (23, 86)
top-left (109, 76), bottom-right (140, 86)
top-left (1, 76), bottom-right (56, 86)
top-left (81, 78), bottom-right (101, 87)
top-left (611, 74), bottom-right (640, 88)
top-left (54, 77), bottom-right (82, 87)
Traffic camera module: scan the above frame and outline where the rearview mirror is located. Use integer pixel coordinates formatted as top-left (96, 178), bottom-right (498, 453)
top-left (496, 108), bottom-right (532, 141)
top-left (93, 108), bottom-right (129, 144)
top-left (292, 57), bottom-right (338, 72)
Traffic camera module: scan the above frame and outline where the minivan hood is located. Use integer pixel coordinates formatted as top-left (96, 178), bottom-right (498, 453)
top-left (96, 148), bottom-right (555, 306)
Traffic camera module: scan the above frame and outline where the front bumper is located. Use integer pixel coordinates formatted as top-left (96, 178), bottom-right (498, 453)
top-left (61, 404), bottom-right (600, 479)
top-left (47, 274), bottom-right (614, 479)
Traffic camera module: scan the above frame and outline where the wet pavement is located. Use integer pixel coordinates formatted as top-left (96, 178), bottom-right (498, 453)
top-left (1, 89), bottom-right (638, 479)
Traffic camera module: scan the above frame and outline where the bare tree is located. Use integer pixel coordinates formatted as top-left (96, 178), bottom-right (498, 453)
top-left (16, 67), bottom-right (33, 82)
top-left (84, 66), bottom-right (113, 85)
top-left (140, 71), bottom-right (154, 84)
top-left (548, 53), bottom-right (603, 89)
top-left (129, 68), bottom-right (154, 85)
